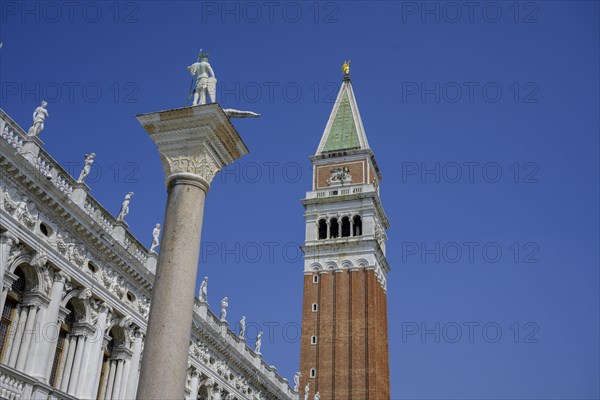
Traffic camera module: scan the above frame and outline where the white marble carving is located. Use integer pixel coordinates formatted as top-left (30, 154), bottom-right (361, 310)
top-left (27, 101), bottom-right (49, 137)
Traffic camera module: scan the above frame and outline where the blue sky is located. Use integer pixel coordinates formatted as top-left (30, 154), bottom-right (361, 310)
top-left (1, 1), bottom-right (599, 398)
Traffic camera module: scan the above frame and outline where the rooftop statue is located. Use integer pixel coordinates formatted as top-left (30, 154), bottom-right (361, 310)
top-left (116, 192), bottom-right (134, 222)
top-left (27, 101), bottom-right (49, 138)
top-left (149, 223), bottom-right (161, 253)
top-left (77, 153), bottom-right (96, 184)
top-left (199, 276), bottom-right (208, 302)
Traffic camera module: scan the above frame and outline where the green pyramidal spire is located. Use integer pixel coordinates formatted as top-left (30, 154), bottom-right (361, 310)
top-left (316, 75), bottom-right (370, 155)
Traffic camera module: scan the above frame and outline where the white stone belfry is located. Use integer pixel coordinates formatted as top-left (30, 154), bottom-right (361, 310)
top-left (135, 103), bottom-right (249, 400)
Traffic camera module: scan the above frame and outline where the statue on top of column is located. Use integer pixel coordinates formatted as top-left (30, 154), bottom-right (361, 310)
top-left (149, 223), bottom-right (161, 253)
top-left (77, 153), bottom-right (96, 183)
top-left (27, 101), bottom-right (49, 138)
top-left (187, 50), bottom-right (217, 106)
top-left (116, 192), bottom-right (134, 222)
top-left (303, 383), bottom-right (310, 400)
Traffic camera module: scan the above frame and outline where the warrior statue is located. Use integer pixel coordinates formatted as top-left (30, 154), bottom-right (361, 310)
top-left (27, 101), bottom-right (49, 138)
top-left (187, 51), bottom-right (216, 106)
top-left (293, 372), bottom-right (301, 392)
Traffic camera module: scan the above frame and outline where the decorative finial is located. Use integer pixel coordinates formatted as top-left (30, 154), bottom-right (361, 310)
top-left (342, 60), bottom-right (351, 76)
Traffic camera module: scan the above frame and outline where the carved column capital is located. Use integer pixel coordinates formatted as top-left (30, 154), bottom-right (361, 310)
top-left (55, 270), bottom-right (70, 284)
top-left (160, 148), bottom-right (220, 192)
top-left (136, 104), bottom-right (249, 191)
top-left (0, 231), bottom-right (19, 246)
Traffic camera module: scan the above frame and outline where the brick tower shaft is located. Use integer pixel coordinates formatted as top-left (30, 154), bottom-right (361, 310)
top-left (299, 67), bottom-right (391, 400)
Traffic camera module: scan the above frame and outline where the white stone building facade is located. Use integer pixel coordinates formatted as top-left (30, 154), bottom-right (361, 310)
top-left (0, 108), bottom-right (295, 400)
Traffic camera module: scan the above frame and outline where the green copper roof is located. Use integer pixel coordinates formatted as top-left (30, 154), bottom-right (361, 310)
top-left (322, 91), bottom-right (360, 152)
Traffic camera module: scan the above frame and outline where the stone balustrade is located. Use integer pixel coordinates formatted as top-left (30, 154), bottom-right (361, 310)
top-left (0, 364), bottom-right (78, 400)
top-left (306, 183), bottom-right (373, 199)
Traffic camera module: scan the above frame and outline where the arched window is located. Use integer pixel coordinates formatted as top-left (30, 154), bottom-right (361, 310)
top-left (330, 218), bottom-right (339, 239)
top-left (341, 216), bottom-right (351, 237)
top-left (317, 219), bottom-right (327, 240)
top-left (353, 215), bottom-right (362, 236)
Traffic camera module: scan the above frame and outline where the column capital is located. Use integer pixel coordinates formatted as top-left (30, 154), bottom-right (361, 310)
top-left (55, 270), bottom-right (70, 284)
top-left (0, 230), bottom-right (19, 246)
top-left (136, 103), bottom-right (249, 190)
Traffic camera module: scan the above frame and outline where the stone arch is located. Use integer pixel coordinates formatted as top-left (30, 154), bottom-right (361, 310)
top-left (340, 260), bottom-right (354, 269)
top-left (325, 261), bottom-right (337, 270)
top-left (356, 258), bottom-right (369, 269)
top-left (107, 323), bottom-right (130, 350)
top-left (309, 262), bottom-right (323, 272)
top-left (61, 290), bottom-right (92, 323)
top-left (9, 258), bottom-right (42, 293)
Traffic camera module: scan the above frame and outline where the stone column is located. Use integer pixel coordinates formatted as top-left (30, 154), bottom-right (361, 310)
top-left (60, 335), bottom-right (77, 392)
top-left (31, 271), bottom-right (69, 381)
top-left (15, 304), bottom-right (38, 371)
top-left (54, 332), bottom-right (71, 388)
top-left (124, 329), bottom-right (143, 399)
top-left (24, 303), bottom-right (47, 374)
top-left (135, 104), bottom-right (249, 400)
top-left (79, 302), bottom-right (111, 398)
top-left (8, 305), bottom-right (29, 367)
top-left (104, 360), bottom-right (117, 400)
top-left (188, 368), bottom-right (200, 400)
top-left (67, 334), bottom-right (86, 394)
top-left (111, 358), bottom-right (125, 399)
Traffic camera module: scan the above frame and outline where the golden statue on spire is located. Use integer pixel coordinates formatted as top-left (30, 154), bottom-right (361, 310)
top-left (342, 60), bottom-right (351, 76)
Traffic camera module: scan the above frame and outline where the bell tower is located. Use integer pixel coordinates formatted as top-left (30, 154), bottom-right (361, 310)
top-left (299, 64), bottom-right (391, 400)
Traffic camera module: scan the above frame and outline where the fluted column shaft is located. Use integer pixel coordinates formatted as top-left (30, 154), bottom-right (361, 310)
top-left (67, 334), bottom-right (86, 394)
top-left (78, 304), bottom-right (110, 398)
top-left (60, 335), bottom-right (77, 392)
top-left (15, 305), bottom-right (37, 371)
top-left (31, 273), bottom-right (68, 381)
top-left (6, 304), bottom-right (27, 366)
top-left (124, 331), bottom-right (143, 399)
